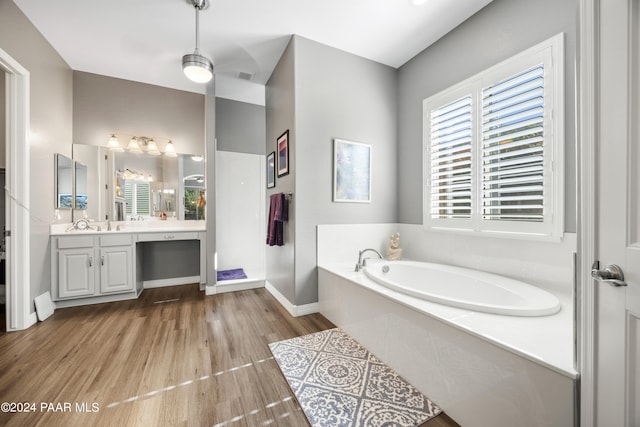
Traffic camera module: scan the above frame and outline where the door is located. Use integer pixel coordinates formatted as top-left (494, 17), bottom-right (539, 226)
top-left (100, 246), bottom-right (133, 294)
top-left (595, 0), bottom-right (640, 424)
top-left (58, 248), bottom-right (96, 299)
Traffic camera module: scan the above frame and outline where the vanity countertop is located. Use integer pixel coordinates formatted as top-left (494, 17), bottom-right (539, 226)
top-left (50, 220), bottom-right (206, 236)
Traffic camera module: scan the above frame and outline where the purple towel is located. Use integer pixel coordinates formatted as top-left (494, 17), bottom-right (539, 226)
top-left (267, 193), bottom-right (288, 246)
top-left (217, 268), bottom-right (248, 281)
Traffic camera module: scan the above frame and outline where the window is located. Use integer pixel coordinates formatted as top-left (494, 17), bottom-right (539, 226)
top-left (423, 33), bottom-right (564, 239)
top-left (124, 181), bottom-right (151, 217)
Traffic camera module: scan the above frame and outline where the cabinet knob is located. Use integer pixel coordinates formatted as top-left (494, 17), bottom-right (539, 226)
top-left (88, 257), bottom-right (93, 267)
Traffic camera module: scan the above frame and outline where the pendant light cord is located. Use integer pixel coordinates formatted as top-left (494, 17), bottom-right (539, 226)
top-left (194, 3), bottom-right (200, 54)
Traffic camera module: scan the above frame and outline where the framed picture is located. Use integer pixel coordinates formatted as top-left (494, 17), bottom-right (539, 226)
top-left (333, 138), bottom-right (372, 203)
top-left (267, 151), bottom-right (276, 189)
top-left (74, 194), bottom-right (88, 210)
top-left (277, 130), bottom-right (290, 177)
top-left (58, 194), bottom-right (73, 209)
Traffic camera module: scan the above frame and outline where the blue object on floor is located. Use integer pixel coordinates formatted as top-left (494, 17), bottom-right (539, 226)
top-left (217, 268), bottom-right (248, 281)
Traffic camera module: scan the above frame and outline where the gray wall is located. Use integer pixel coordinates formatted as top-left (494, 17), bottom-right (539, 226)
top-left (73, 71), bottom-right (205, 155)
top-left (294, 37), bottom-right (398, 305)
top-left (265, 38), bottom-right (296, 304)
top-left (205, 83), bottom-right (216, 287)
top-left (140, 241), bottom-right (199, 280)
top-left (398, 0), bottom-right (578, 232)
top-left (72, 71), bottom-right (208, 274)
top-left (216, 97), bottom-right (266, 155)
top-left (265, 36), bottom-right (398, 307)
top-left (0, 0), bottom-right (74, 313)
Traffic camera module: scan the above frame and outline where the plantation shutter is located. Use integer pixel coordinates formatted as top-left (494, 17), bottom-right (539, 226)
top-left (136, 183), bottom-right (151, 215)
top-left (124, 182), bottom-right (133, 215)
top-left (124, 181), bottom-right (150, 216)
top-left (429, 96), bottom-right (473, 220)
top-left (481, 65), bottom-right (545, 222)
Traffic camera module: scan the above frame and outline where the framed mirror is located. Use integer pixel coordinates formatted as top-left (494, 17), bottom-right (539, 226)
top-left (54, 153), bottom-right (73, 209)
top-left (74, 161), bottom-right (88, 210)
top-left (71, 144), bottom-right (205, 221)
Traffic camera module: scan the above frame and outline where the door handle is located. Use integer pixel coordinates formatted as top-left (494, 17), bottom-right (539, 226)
top-left (591, 261), bottom-right (627, 287)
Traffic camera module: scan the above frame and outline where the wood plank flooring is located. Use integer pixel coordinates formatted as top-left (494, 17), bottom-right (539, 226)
top-left (0, 285), bottom-right (459, 426)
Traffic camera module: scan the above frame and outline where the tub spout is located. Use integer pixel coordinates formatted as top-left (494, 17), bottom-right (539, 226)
top-left (355, 248), bottom-right (383, 272)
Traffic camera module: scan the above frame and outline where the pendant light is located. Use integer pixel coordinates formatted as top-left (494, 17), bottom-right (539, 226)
top-left (183, 0), bottom-right (213, 83)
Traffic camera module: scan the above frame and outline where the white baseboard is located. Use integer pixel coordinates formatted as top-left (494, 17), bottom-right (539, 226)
top-left (209, 280), bottom-right (265, 295)
top-left (143, 276), bottom-right (201, 289)
top-left (265, 281), bottom-right (319, 317)
top-left (28, 311), bottom-right (38, 327)
top-left (53, 292), bottom-right (139, 309)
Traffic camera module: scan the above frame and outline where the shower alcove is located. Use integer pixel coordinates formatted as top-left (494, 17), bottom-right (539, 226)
top-left (215, 150), bottom-right (266, 291)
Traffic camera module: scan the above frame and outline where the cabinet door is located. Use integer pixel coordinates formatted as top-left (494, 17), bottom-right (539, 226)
top-left (58, 248), bottom-right (96, 299)
top-left (100, 246), bottom-right (133, 294)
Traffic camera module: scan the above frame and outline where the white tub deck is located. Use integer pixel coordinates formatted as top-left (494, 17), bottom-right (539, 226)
top-left (319, 261), bottom-right (577, 427)
top-left (321, 262), bottom-right (576, 379)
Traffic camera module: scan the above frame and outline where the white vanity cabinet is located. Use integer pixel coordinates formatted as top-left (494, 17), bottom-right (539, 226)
top-left (98, 235), bottom-right (134, 294)
top-left (50, 223), bottom-right (207, 308)
top-left (52, 234), bottom-right (135, 301)
top-left (56, 236), bottom-right (96, 299)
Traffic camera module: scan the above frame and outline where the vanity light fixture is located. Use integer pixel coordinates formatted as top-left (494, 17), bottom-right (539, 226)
top-left (145, 138), bottom-right (161, 156)
top-left (108, 134), bottom-right (178, 156)
top-left (108, 134), bottom-right (124, 152)
top-left (164, 140), bottom-right (178, 157)
top-left (119, 169), bottom-right (154, 182)
top-left (191, 155), bottom-right (204, 162)
top-left (127, 137), bottom-right (143, 154)
top-left (182, 0), bottom-right (213, 84)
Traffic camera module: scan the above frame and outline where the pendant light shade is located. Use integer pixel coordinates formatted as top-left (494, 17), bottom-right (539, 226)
top-left (183, 52), bottom-right (213, 83)
top-left (127, 137), bottom-right (142, 154)
top-left (183, 0), bottom-right (213, 83)
top-left (108, 134), bottom-right (124, 152)
top-left (165, 140), bottom-right (178, 157)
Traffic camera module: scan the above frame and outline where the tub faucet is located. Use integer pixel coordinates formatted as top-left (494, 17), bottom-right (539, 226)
top-left (355, 248), bottom-right (383, 272)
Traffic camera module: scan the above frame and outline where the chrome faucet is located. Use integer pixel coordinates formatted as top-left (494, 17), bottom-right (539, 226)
top-left (355, 248), bottom-right (383, 272)
top-left (106, 219), bottom-right (111, 231)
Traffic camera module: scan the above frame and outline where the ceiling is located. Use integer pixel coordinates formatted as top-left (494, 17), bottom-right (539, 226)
top-left (13, 0), bottom-right (492, 105)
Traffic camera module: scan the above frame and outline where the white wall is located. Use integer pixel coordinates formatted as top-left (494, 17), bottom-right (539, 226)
top-left (215, 150), bottom-right (265, 280)
top-left (318, 224), bottom-right (576, 295)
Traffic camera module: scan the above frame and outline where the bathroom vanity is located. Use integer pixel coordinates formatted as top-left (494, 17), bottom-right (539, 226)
top-left (50, 221), bottom-right (206, 308)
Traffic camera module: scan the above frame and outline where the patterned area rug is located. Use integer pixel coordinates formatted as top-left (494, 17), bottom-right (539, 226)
top-left (269, 328), bottom-right (442, 427)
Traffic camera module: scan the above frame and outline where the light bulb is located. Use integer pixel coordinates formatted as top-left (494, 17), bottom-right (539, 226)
top-left (164, 140), bottom-right (178, 157)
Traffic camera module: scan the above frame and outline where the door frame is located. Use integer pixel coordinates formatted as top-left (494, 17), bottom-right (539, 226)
top-left (0, 48), bottom-right (32, 332)
top-left (577, 0), bottom-right (602, 425)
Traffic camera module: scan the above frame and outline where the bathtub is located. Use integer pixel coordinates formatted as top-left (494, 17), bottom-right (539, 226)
top-left (318, 261), bottom-right (576, 427)
top-left (363, 260), bottom-right (561, 316)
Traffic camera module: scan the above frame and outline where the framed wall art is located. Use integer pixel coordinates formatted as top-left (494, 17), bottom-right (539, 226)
top-left (267, 151), bottom-right (276, 189)
top-left (333, 138), bottom-right (371, 203)
top-left (277, 130), bottom-right (290, 177)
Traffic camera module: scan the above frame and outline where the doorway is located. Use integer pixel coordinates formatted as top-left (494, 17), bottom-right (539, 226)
top-left (1, 48), bottom-right (32, 332)
top-left (0, 71), bottom-right (5, 333)
top-left (0, 169), bottom-right (5, 334)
